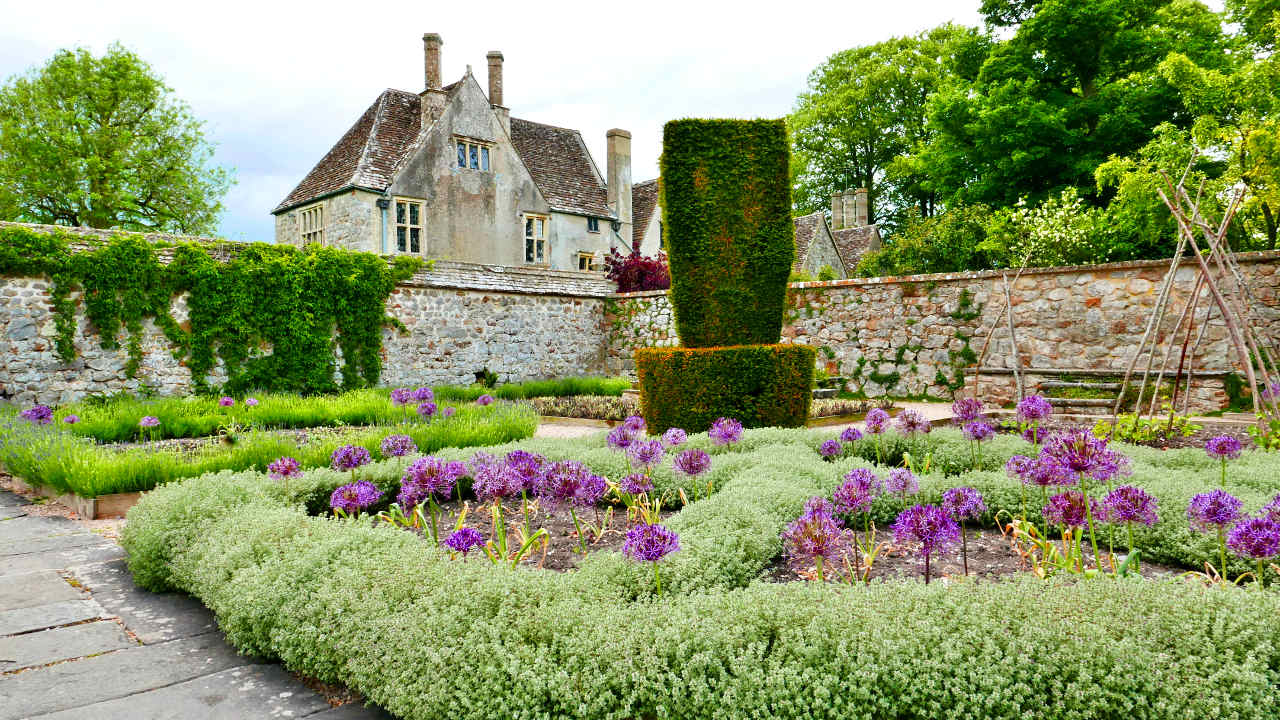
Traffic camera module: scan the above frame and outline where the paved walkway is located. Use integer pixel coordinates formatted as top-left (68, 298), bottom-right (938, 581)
top-left (0, 489), bottom-right (392, 720)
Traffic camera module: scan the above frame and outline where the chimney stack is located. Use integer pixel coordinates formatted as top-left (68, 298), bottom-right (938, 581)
top-left (607, 129), bottom-right (633, 243)
top-left (423, 33), bottom-right (442, 90)
top-left (486, 51), bottom-right (504, 107)
top-left (853, 187), bottom-right (869, 226)
top-left (831, 192), bottom-right (845, 229)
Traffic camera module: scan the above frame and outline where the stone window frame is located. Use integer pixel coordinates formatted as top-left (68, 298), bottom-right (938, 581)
top-left (393, 197), bottom-right (424, 254)
top-left (587, 216), bottom-right (600, 233)
top-left (576, 251), bottom-right (598, 272)
top-left (455, 137), bottom-right (492, 172)
top-left (299, 203), bottom-right (324, 245)
top-left (524, 213), bottom-right (548, 265)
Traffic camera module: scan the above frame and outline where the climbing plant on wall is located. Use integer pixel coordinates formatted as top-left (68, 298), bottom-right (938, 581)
top-left (0, 224), bottom-right (420, 395)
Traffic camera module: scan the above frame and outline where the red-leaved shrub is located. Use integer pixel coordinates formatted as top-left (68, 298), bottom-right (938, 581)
top-left (604, 248), bottom-right (671, 293)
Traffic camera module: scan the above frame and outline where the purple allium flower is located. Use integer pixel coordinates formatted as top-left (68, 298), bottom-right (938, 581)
top-left (623, 415), bottom-right (647, 433)
top-left (218, 396), bottom-right (234, 407)
top-left (622, 523), bottom-right (681, 563)
top-left (627, 439), bottom-right (665, 468)
top-left (1264, 493), bottom-right (1280, 524)
top-left (619, 473), bottom-right (654, 495)
top-left (62, 414), bottom-right (79, 425)
top-left (19, 405), bottom-right (53, 425)
top-left (886, 468), bottom-right (919, 497)
top-left (442, 406), bottom-right (456, 418)
top-left (380, 434), bottom-right (417, 458)
top-left (783, 504), bottom-right (850, 569)
top-left (330, 444), bottom-right (372, 472)
top-left (1008, 453), bottom-right (1073, 487)
top-left (411, 387), bottom-right (434, 402)
top-left (708, 417), bottom-right (743, 446)
top-left (400, 456), bottom-right (466, 503)
top-left (951, 397), bottom-right (985, 425)
top-left (536, 460), bottom-right (606, 508)
top-left (1021, 427), bottom-right (1043, 444)
top-left (963, 421), bottom-right (995, 443)
top-left (471, 453), bottom-right (521, 502)
top-left (818, 439), bottom-right (843, 459)
top-left (673, 448), bottom-right (712, 477)
top-left (1103, 485), bottom-right (1159, 526)
top-left (1226, 516), bottom-right (1280, 560)
top-left (804, 496), bottom-right (835, 515)
top-left (330, 480), bottom-right (383, 514)
top-left (1017, 394), bottom-right (1053, 422)
top-left (661, 427), bottom-right (688, 447)
top-left (1187, 490), bottom-right (1244, 532)
top-left (895, 409), bottom-right (932, 435)
top-left (1042, 430), bottom-right (1130, 483)
top-left (607, 425), bottom-right (636, 451)
top-left (504, 450), bottom-right (545, 492)
top-left (245, 397), bottom-right (259, 407)
top-left (139, 415), bottom-right (160, 428)
top-left (864, 408), bottom-right (890, 434)
top-left (267, 456), bottom-right (302, 481)
top-left (833, 468), bottom-right (881, 515)
top-left (390, 388), bottom-right (412, 406)
top-left (476, 394), bottom-right (495, 406)
top-left (1042, 490), bottom-right (1097, 529)
top-left (942, 487), bottom-right (986, 521)
top-left (416, 401), bottom-right (437, 419)
top-left (1262, 382), bottom-right (1280, 402)
top-left (839, 426), bottom-right (863, 443)
top-left (444, 527), bottom-right (486, 555)
top-left (891, 504), bottom-right (961, 557)
top-left (1205, 435), bottom-right (1243, 461)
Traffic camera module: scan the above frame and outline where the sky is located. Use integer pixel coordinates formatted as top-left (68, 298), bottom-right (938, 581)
top-left (0, 0), bottom-right (994, 241)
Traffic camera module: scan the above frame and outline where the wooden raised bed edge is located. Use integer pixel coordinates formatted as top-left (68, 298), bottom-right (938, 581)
top-left (9, 477), bottom-right (140, 520)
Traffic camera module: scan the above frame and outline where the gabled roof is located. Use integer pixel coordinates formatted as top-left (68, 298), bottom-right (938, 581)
top-left (510, 118), bottom-right (614, 219)
top-left (792, 212), bottom-right (829, 272)
top-left (631, 178), bottom-right (659, 249)
top-left (832, 225), bottom-right (882, 271)
top-left (274, 89), bottom-right (424, 214)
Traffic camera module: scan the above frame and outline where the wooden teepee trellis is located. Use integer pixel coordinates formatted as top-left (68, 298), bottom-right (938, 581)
top-left (1112, 167), bottom-right (1280, 430)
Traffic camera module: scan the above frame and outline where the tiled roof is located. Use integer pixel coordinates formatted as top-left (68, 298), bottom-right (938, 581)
top-left (832, 225), bottom-right (882, 271)
top-left (631, 178), bottom-right (659, 249)
top-left (792, 212), bottom-right (826, 271)
top-left (274, 89), bottom-right (423, 213)
top-left (510, 118), bottom-right (614, 218)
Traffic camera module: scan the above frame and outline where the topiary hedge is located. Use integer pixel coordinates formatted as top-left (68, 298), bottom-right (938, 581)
top-left (636, 344), bottom-right (814, 432)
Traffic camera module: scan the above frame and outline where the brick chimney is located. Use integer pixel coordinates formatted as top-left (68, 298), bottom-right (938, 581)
top-left (486, 51), bottom-right (509, 135)
top-left (420, 33), bottom-right (446, 127)
top-left (607, 129), bottom-right (633, 243)
top-left (831, 192), bottom-right (845, 229)
top-left (854, 187), bottom-right (869, 226)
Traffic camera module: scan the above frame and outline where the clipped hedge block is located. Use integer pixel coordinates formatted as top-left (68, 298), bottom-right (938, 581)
top-left (636, 344), bottom-right (814, 433)
top-left (660, 119), bottom-right (794, 347)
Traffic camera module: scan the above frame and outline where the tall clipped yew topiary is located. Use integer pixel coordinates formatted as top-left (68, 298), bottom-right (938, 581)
top-left (660, 119), bottom-right (795, 347)
top-left (638, 119), bottom-right (813, 432)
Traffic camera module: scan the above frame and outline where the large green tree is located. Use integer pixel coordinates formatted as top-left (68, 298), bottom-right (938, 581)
top-left (0, 43), bottom-right (231, 233)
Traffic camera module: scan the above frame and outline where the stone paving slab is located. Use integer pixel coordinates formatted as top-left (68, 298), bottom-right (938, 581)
top-left (0, 493), bottom-right (24, 508)
top-left (0, 532), bottom-right (115, 558)
top-left (0, 632), bottom-right (250, 720)
top-left (0, 571), bottom-right (83, 612)
top-left (0, 516), bottom-right (82, 544)
top-left (0, 620), bottom-right (134, 672)
top-left (69, 560), bottom-right (215, 643)
top-left (27, 663), bottom-right (332, 720)
top-left (0, 507), bottom-right (26, 520)
top-left (0, 543), bottom-right (125, 578)
top-left (0, 599), bottom-right (103, 637)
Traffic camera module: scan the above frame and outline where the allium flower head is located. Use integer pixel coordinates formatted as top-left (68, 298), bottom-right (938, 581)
top-left (623, 523), bottom-right (681, 563)
top-left (804, 496), bottom-right (835, 515)
top-left (139, 415), bottom-right (160, 428)
top-left (1042, 490), bottom-right (1097, 529)
top-left (833, 468), bottom-right (881, 515)
top-left (840, 426), bottom-right (863, 443)
top-left (1226, 516), bottom-right (1280, 560)
top-left (1043, 430), bottom-right (1129, 483)
top-left (1008, 453), bottom-right (1073, 487)
top-left (886, 468), bottom-right (919, 497)
top-left (416, 401), bottom-right (437, 419)
top-left (503, 450), bottom-right (545, 492)
top-left (411, 387), bottom-right (434, 402)
top-left (864, 408), bottom-right (890, 434)
top-left (62, 414), bottom-right (80, 425)
top-left (661, 427), bottom-right (688, 447)
top-left (444, 527), bottom-right (485, 555)
top-left (536, 460), bottom-right (606, 507)
top-left (892, 504), bottom-right (961, 557)
top-left (267, 456), bottom-right (302, 481)
top-left (1204, 435), bottom-right (1243, 461)
top-left (1103, 485), bottom-right (1159, 526)
top-left (471, 453), bottom-right (521, 502)
top-left (390, 388), bottom-right (412, 406)
top-left (818, 439), bottom-right (843, 459)
top-left (330, 480), bottom-right (383, 513)
top-left (895, 409), bottom-right (931, 435)
top-left (401, 456), bottom-right (465, 499)
top-left (442, 406), bottom-right (456, 419)
top-left (380, 434), bottom-right (417, 458)
top-left (627, 439), bottom-right (665, 468)
top-left (607, 425), bottom-right (636, 451)
top-left (783, 505), bottom-right (850, 568)
top-left (673, 448), bottom-right (711, 477)
top-left (330, 444), bottom-right (372, 472)
top-left (942, 487), bottom-right (986, 521)
top-left (1187, 490), bottom-right (1243, 532)
top-left (623, 415), bottom-right (647, 433)
top-left (951, 398), bottom-right (985, 425)
top-left (619, 473), bottom-right (654, 495)
top-left (245, 397), bottom-right (259, 407)
top-left (708, 417), bottom-right (743, 446)
top-left (218, 396), bottom-right (234, 407)
top-left (476, 394), bottom-right (495, 406)
top-left (20, 405), bottom-right (54, 425)
top-left (1017, 394), bottom-right (1053, 422)
top-left (963, 421), bottom-right (995, 443)
top-left (1264, 493), bottom-right (1280, 524)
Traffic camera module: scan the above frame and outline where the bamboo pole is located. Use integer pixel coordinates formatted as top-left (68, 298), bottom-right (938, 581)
top-left (1002, 273), bottom-right (1025, 401)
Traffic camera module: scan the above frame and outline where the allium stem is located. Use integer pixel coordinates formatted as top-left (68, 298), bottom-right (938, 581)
top-left (1220, 457), bottom-right (1227, 486)
top-left (428, 497), bottom-right (440, 546)
top-left (924, 553), bottom-right (931, 584)
top-left (815, 556), bottom-right (824, 583)
top-left (1127, 523), bottom-right (1138, 572)
top-left (1258, 559), bottom-right (1265, 587)
top-left (1218, 527), bottom-right (1228, 580)
top-left (570, 507), bottom-right (586, 554)
top-left (520, 490), bottom-right (531, 538)
top-left (1080, 474), bottom-right (1101, 571)
top-left (653, 562), bottom-right (663, 597)
top-left (960, 521), bottom-right (969, 576)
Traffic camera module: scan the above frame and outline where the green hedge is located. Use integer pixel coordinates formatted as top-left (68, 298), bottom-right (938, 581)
top-left (121, 429), bottom-right (1280, 720)
top-left (660, 119), bottom-right (794, 347)
top-left (637, 344), bottom-right (814, 433)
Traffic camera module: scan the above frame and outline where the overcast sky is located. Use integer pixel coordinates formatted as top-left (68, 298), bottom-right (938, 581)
top-left (2, 1), bottom-right (1003, 240)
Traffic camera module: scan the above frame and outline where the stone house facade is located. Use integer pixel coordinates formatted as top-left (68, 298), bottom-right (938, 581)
top-left (273, 34), bottom-right (634, 273)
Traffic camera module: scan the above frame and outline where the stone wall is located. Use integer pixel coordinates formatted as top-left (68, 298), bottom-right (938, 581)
top-left (606, 253), bottom-right (1280, 412)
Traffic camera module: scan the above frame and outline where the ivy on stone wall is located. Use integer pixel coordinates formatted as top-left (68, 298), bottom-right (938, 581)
top-left (0, 225), bottom-right (421, 395)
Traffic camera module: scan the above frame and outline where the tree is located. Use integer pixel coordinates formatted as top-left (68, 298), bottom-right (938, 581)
top-left (0, 43), bottom-right (232, 233)
top-left (788, 24), bottom-right (989, 233)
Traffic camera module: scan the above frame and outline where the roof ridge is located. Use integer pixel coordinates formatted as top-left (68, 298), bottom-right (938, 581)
top-left (510, 116), bottom-right (587, 134)
top-left (352, 91), bottom-right (391, 186)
